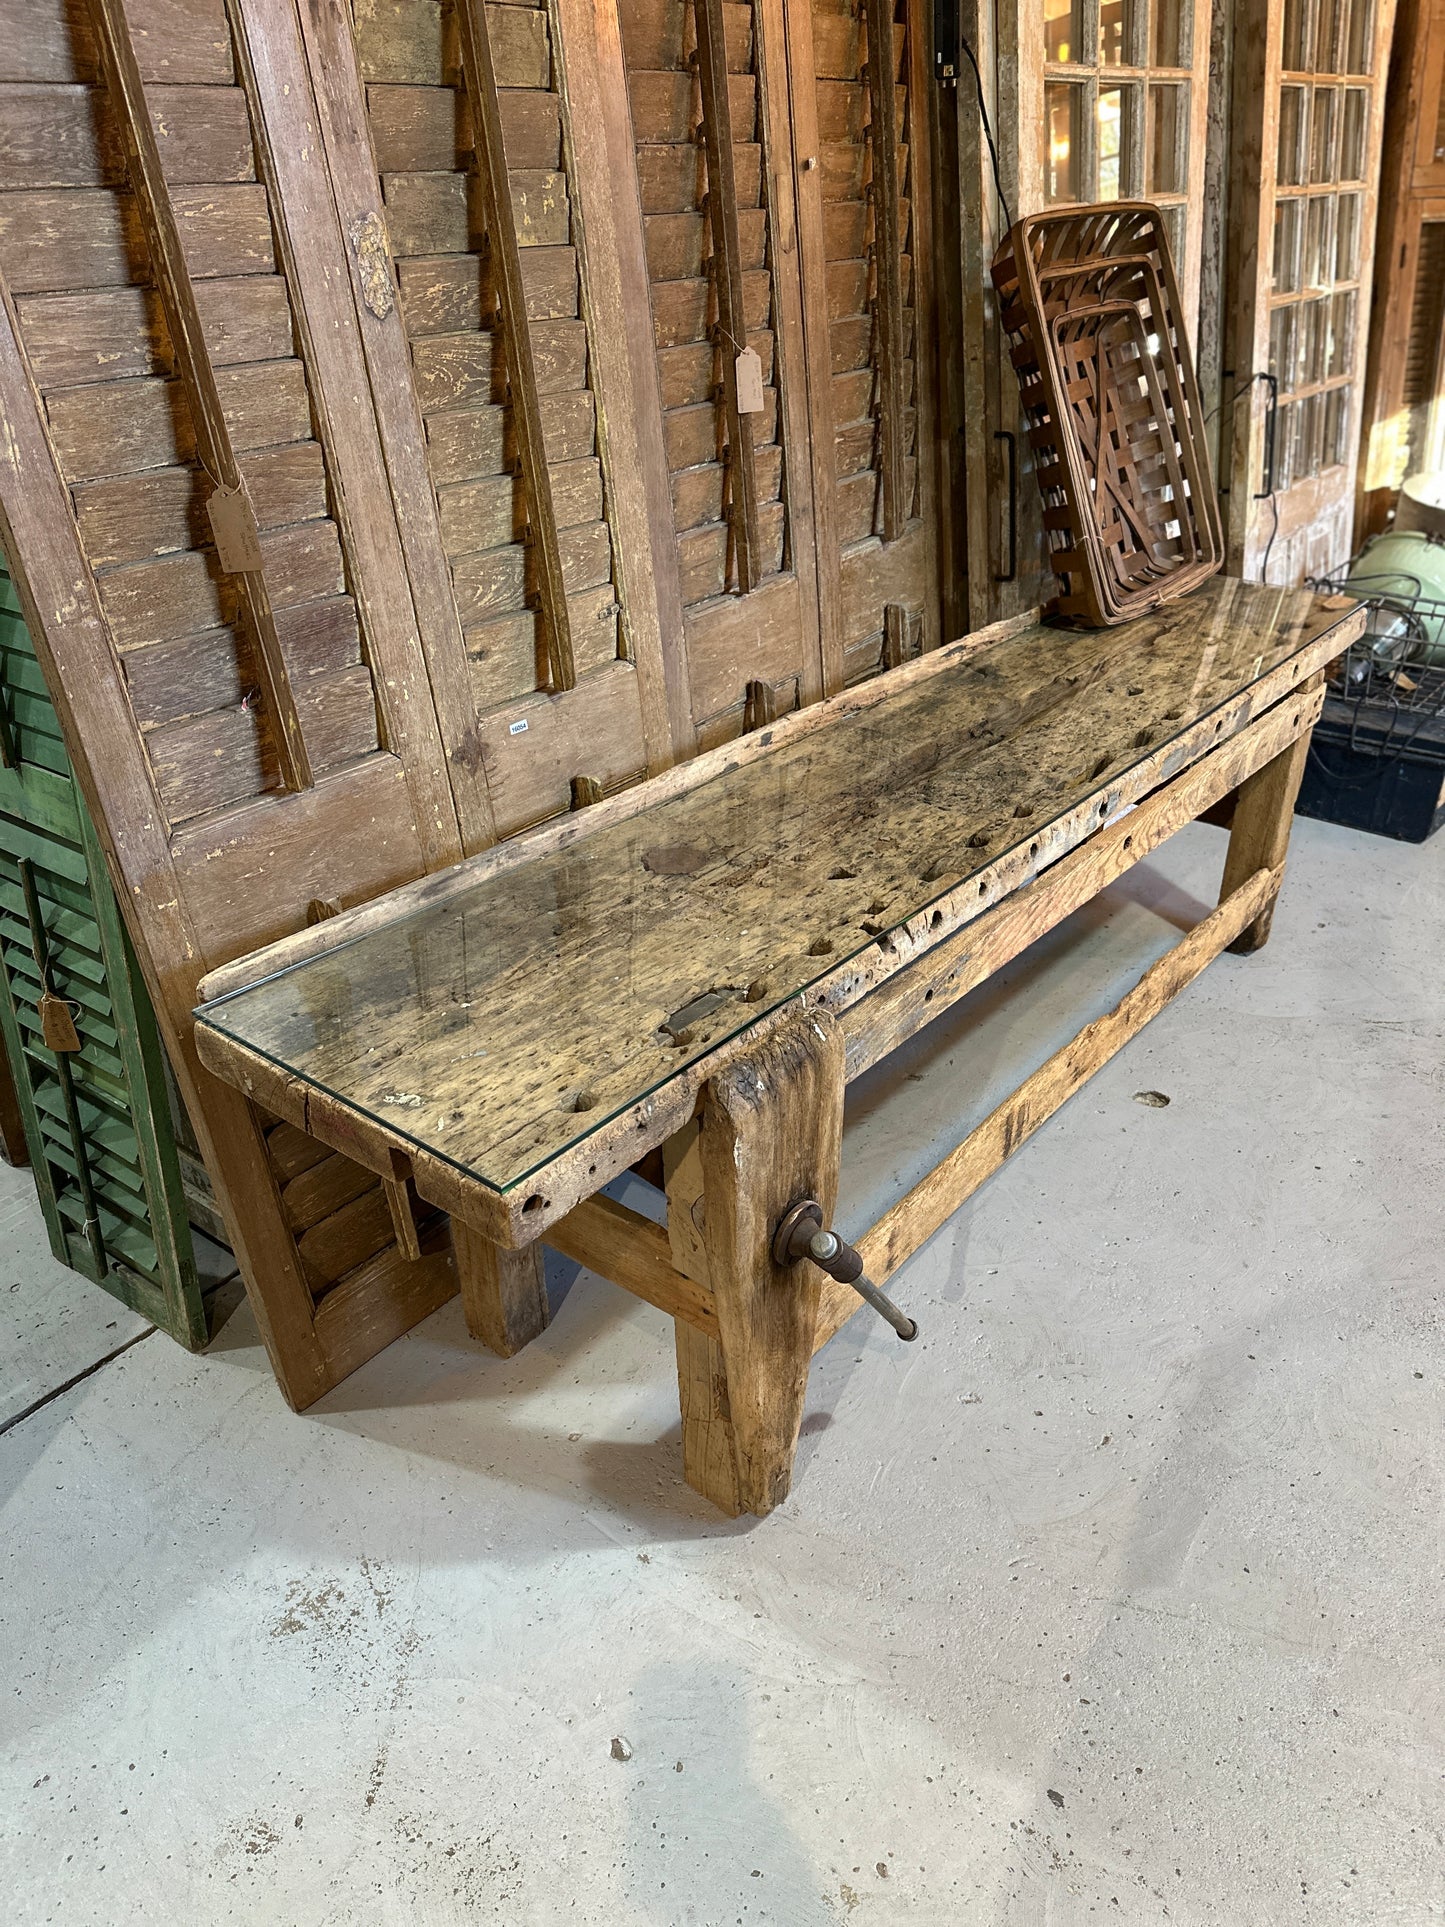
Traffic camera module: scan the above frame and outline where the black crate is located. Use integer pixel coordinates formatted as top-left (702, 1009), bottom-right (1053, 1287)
top-left (1297, 703), bottom-right (1445, 843)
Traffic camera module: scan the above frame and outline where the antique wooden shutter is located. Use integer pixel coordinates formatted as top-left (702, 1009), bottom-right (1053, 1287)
top-left (789, 0), bottom-right (944, 686)
top-left (0, 0), bottom-right (482, 1403)
top-left (0, 551), bottom-right (209, 1349)
top-left (1357, 0), bottom-right (1445, 537)
top-left (0, 1), bottom-right (461, 844)
top-left (613, 0), bottom-right (948, 744)
top-left (617, 0), bottom-right (825, 743)
top-left (284, 0), bottom-right (684, 836)
top-left (1225, 0), bottom-right (1398, 582)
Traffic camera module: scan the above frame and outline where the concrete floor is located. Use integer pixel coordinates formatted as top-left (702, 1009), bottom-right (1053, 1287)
top-left (1, 814), bottom-right (1442, 1926)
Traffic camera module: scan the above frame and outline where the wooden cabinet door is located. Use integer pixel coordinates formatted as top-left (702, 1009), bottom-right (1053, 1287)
top-left (616, 0), bottom-right (946, 745)
top-left (1226, 0), bottom-right (1397, 583)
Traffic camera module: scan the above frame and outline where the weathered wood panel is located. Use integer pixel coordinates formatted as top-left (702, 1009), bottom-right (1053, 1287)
top-left (16, 274), bottom-right (295, 386)
top-left (358, 0), bottom-right (625, 745)
top-left (0, 0), bottom-right (234, 87)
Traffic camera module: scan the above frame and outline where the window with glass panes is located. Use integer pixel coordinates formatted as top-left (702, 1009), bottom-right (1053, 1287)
top-left (1042, 0), bottom-right (1193, 268)
top-left (1266, 1), bottom-right (1375, 489)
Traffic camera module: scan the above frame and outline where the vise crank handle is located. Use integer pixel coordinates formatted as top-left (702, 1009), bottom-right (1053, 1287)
top-left (772, 1199), bottom-right (918, 1341)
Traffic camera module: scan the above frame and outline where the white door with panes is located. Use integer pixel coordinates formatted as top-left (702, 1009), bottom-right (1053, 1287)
top-left (1226, 0), bottom-right (1396, 582)
top-left (964, 0), bottom-right (1211, 625)
top-left (1038, 0), bottom-right (1203, 303)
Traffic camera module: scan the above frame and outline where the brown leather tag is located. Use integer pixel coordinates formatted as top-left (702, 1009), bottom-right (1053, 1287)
top-left (206, 481), bottom-right (265, 574)
top-left (39, 990), bottom-right (81, 1053)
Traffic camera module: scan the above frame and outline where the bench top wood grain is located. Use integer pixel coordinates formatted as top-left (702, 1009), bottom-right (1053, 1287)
top-left (194, 579), bottom-right (1361, 1209)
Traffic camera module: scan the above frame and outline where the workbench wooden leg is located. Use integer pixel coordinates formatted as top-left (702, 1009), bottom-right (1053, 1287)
top-left (1219, 717), bottom-right (1314, 954)
top-left (450, 1217), bottom-right (550, 1357)
top-left (671, 1007), bottom-right (845, 1517)
top-left (674, 1324), bottom-right (743, 1516)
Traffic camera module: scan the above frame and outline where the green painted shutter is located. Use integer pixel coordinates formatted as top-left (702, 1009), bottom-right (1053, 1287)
top-left (0, 558), bottom-right (211, 1349)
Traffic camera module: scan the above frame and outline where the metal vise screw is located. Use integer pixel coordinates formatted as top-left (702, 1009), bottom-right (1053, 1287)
top-left (773, 1200), bottom-right (918, 1341)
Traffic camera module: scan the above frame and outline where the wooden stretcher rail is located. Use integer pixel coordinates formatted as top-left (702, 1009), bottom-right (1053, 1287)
top-left (85, 0), bottom-right (313, 792)
top-left (453, 0), bottom-right (575, 691)
top-left (829, 861), bottom-right (1280, 1343)
top-left (548, 858), bottom-right (1282, 1352)
top-left (547, 1192), bottom-right (719, 1337)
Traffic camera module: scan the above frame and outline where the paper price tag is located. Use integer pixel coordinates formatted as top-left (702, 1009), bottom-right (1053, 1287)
top-left (207, 481), bottom-right (265, 575)
top-left (38, 990), bottom-right (81, 1053)
top-left (734, 347), bottom-right (765, 414)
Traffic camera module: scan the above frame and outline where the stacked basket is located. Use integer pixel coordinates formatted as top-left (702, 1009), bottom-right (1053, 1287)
top-left (992, 203), bottom-right (1223, 625)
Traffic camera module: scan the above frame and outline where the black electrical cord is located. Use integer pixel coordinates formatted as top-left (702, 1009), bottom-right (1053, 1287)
top-left (959, 36), bottom-right (1013, 235)
top-left (1206, 372), bottom-right (1281, 585)
top-left (1260, 492), bottom-right (1280, 584)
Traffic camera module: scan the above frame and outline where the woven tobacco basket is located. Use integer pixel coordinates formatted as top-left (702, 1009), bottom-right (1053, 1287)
top-left (992, 203), bottom-right (1223, 626)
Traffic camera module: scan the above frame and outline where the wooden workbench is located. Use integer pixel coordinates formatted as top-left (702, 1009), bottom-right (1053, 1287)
top-left (195, 578), bottom-right (1363, 1514)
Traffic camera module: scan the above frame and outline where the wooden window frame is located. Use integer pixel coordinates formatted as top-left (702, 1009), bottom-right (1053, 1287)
top-left (1225, 0), bottom-right (1397, 581)
top-left (1035, 0), bottom-right (1204, 302)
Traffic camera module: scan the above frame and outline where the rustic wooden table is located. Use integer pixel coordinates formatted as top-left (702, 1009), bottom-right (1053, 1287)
top-left (196, 578), bottom-right (1363, 1514)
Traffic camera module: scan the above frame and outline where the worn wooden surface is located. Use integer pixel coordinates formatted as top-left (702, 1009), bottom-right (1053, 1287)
top-left (531, 679), bottom-right (1326, 1366)
top-left (196, 581), bottom-right (1362, 1245)
top-left (838, 676), bottom-right (1326, 1082)
top-left (683, 1005), bottom-right (843, 1515)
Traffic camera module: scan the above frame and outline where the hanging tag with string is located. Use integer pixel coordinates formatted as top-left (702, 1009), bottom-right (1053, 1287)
top-left (38, 991), bottom-right (81, 1053)
top-left (734, 346), bottom-right (765, 414)
top-left (206, 472), bottom-right (265, 574)
top-left (720, 320), bottom-right (765, 415)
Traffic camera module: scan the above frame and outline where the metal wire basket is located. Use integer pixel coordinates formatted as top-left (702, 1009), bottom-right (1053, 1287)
top-left (1307, 566), bottom-right (1445, 764)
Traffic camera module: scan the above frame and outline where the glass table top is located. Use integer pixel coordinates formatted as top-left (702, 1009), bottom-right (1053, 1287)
top-left (196, 578), bottom-right (1345, 1194)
